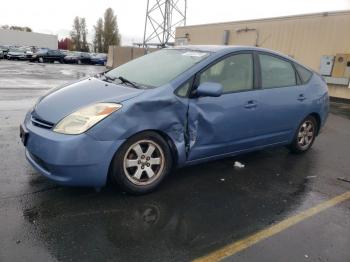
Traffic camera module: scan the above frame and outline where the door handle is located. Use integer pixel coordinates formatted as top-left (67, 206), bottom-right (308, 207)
top-left (244, 100), bottom-right (257, 109)
top-left (297, 94), bottom-right (306, 101)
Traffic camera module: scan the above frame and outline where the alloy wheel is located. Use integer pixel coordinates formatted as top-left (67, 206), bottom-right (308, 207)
top-left (297, 120), bottom-right (315, 150)
top-left (123, 140), bottom-right (165, 186)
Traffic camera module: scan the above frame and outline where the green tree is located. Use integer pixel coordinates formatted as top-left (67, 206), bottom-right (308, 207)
top-left (102, 8), bottom-right (121, 53)
top-left (70, 17), bottom-right (89, 52)
top-left (93, 18), bottom-right (104, 53)
top-left (70, 17), bottom-right (81, 51)
top-left (1, 25), bottom-right (32, 32)
top-left (80, 18), bottom-right (89, 52)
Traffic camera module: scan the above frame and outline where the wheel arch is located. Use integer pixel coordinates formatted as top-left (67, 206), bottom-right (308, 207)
top-left (107, 129), bottom-right (179, 184)
top-left (132, 129), bottom-right (179, 166)
top-left (309, 112), bottom-right (321, 135)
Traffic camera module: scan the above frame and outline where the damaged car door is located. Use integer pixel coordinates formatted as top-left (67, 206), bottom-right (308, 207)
top-left (187, 52), bottom-right (260, 161)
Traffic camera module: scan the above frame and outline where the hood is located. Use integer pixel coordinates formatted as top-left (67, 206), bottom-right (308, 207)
top-left (9, 51), bottom-right (25, 55)
top-left (33, 77), bottom-right (144, 124)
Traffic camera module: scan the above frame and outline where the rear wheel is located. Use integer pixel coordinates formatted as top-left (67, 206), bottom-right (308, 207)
top-left (110, 132), bottom-right (173, 195)
top-left (289, 115), bottom-right (317, 154)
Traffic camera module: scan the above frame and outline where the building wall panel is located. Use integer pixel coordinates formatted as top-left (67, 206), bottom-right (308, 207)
top-left (176, 11), bottom-right (350, 71)
top-left (0, 29), bottom-right (58, 49)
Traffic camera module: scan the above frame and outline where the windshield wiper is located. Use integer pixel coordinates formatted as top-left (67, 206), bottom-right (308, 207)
top-left (101, 73), bottom-right (116, 83)
top-left (117, 76), bottom-right (140, 89)
top-left (99, 73), bottom-right (140, 89)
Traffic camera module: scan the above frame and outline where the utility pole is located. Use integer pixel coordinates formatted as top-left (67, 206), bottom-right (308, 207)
top-left (142, 0), bottom-right (187, 47)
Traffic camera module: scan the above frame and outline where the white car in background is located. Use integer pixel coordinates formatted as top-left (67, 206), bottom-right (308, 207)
top-left (23, 47), bottom-right (34, 59)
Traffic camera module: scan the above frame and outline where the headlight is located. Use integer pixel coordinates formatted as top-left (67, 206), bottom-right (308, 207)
top-left (53, 103), bottom-right (122, 135)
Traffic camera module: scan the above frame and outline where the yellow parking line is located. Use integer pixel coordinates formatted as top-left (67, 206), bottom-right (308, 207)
top-left (193, 191), bottom-right (350, 262)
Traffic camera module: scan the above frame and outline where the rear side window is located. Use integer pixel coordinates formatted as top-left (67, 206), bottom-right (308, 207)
top-left (294, 63), bottom-right (313, 84)
top-left (259, 54), bottom-right (296, 88)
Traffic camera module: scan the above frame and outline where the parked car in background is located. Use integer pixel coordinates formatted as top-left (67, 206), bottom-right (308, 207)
top-left (7, 47), bottom-right (26, 60)
top-left (23, 47), bottom-right (34, 60)
top-left (0, 45), bottom-right (10, 58)
top-left (20, 46), bottom-right (329, 194)
top-left (90, 53), bottom-right (107, 65)
top-left (64, 52), bottom-right (91, 64)
top-left (59, 49), bottom-right (69, 56)
top-left (30, 49), bottom-right (66, 63)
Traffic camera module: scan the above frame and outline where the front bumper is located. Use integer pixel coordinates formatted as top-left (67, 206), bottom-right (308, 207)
top-left (91, 59), bottom-right (106, 65)
top-left (8, 55), bottom-right (26, 59)
top-left (22, 114), bottom-right (125, 187)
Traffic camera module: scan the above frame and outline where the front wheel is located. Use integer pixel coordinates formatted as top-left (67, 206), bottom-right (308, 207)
top-left (289, 115), bottom-right (318, 154)
top-left (110, 132), bottom-right (173, 195)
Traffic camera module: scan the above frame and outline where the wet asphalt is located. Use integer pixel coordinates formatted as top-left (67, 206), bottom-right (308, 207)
top-left (0, 60), bottom-right (349, 262)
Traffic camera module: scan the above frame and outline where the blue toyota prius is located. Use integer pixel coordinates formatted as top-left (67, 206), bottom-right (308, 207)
top-left (20, 45), bottom-right (329, 194)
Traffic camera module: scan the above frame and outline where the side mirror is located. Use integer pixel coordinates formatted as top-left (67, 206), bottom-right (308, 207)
top-left (196, 82), bottom-right (223, 97)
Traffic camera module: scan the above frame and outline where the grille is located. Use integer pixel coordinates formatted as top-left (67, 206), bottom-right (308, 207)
top-left (31, 116), bottom-right (54, 129)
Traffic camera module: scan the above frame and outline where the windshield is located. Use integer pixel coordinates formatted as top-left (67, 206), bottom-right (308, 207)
top-left (105, 49), bottom-right (210, 88)
top-left (93, 53), bottom-right (106, 58)
top-left (10, 48), bottom-right (24, 52)
top-left (68, 52), bottom-right (80, 56)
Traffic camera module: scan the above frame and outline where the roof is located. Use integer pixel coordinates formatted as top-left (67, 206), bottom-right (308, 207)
top-left (172, 45), bottom-right (279, 54)
top-left (173, 45), bottom-right (238, 52)
top-left (170, 45), bottom-right (308, 68)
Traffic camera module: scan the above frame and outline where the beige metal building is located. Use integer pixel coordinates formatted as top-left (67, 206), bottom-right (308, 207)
top-left (175, 10), bottom-right (350, 99)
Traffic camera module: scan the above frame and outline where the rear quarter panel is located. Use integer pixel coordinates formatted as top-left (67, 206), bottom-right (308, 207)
top-left (304, 74), bottom-right (329, 129)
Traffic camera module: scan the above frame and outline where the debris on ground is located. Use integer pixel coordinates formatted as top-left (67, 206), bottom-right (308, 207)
top-left (306, 175), bottom-right (317, 179)
top-left (16, 240), bottom-right (21, 244)
top-left (234, 161), bottom-right (245, 169)
top-left (337, 177), bottom-right (350, 184)
top-left (220, 178), bottom-right (225, 182)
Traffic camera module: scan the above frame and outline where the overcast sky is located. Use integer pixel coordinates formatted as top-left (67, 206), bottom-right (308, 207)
top-left (0, 0), bottom-right (349, 45)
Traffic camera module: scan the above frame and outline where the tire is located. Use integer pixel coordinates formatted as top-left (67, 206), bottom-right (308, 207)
top-left (110, 131), bottom-right (173, 195)
top-left (289, 115), bottom-right (318, 154)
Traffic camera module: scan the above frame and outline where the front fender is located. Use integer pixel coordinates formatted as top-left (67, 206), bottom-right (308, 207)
top-left (87, 89), bottom-right (188, 166)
